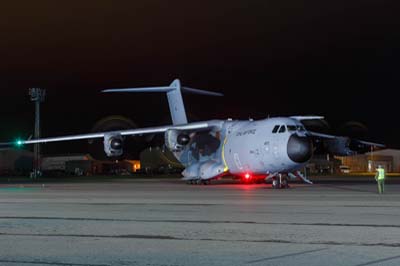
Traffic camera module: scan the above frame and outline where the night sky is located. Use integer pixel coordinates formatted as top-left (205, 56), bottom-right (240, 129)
top-left (0, 1), bottom-right (399, 154)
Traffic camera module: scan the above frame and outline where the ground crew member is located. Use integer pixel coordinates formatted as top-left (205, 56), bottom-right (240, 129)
top-left (375, 165), bottom-right (386, 194)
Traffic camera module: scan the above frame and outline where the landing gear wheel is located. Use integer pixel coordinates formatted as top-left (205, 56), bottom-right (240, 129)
top-left (281, 177), bottom-right (289, 189)
top-left (202, 180), bottom-right (211, 185)
top-left (272, 178), bottom-right (281, 189)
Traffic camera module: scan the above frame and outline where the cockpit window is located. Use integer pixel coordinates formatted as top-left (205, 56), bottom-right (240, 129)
top-left (287, 125), bottom-right (297, 132)
top-left (272, 125), bottom-right (279, 133)
top-left (278, 125), bottom-right (286, 133)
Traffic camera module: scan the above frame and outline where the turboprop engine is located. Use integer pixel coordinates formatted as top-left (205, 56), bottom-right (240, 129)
top-left (177, 133), bottom-right (190, 145)
top-left (103, 133), bottom-right (124, 157)
top-left (165, 129), bottom-right (190, 152)
top-left (88, 115), bottom-right (142, 160)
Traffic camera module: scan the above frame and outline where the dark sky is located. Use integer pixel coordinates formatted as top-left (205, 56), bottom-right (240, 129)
top-left (0, 1), bottom-right (399, 153)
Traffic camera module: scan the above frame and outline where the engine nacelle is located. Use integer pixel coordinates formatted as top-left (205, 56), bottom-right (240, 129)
top-left (177, 134), bottom-right (190, 145)
top-left (165, 130), bottom-right (191, 152)
top-left (103, 133), bottom-right (124, 157)
top-left (348, 139), bottom-right (370, 154)
top-left (324, 136), bottom-right (355, 156)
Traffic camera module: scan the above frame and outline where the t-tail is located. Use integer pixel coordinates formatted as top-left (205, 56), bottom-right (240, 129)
top-left (102, 79), bottom-right (223, 125)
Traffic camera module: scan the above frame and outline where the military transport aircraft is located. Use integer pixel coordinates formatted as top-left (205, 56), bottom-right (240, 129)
top-left (6, 79), bottom-right (384, 188)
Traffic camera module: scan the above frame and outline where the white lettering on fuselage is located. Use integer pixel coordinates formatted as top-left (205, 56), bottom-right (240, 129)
top-left (236, 129), bottom-right (256, 137)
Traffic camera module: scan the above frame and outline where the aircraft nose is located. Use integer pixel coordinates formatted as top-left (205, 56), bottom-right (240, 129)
top-left (287, 134), bottom-right (313, 163)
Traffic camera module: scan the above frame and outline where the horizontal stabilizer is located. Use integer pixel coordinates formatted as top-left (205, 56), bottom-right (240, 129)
top-left (102, 79), bottom-right (223, 125)
top-left (181, 87), bottom-right (223, 96)
top-left (102, 86), bottom-right (173, 93)
top-left (102, 84), bottom-right (223, 97)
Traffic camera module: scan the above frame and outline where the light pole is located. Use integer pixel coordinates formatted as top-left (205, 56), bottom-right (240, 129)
top-left (29, 88), bottom-right (46, 179)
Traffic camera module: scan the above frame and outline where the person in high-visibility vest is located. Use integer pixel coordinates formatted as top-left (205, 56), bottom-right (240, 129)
top-left (375, 165), bottom-right (386, 194)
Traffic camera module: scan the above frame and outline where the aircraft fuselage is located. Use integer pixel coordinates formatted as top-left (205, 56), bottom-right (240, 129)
top-left (172, 117), bottom-right (313, 181)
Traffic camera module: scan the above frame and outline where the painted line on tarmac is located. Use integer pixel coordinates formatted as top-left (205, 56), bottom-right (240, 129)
top-left (1, 216), bottom-right (400, 228)
top-left (246, 248), bottom-right (328, 264)
top-left (0, 259), bottom-right (109, 266)
top-left (1, 232), bottom-right (400, 248)
top-left (0, 187), bottom-right (40, 191)
top-left (353, 255), bottom-right (400, 266)
top-left (0, 202), bottom-right (221, 206)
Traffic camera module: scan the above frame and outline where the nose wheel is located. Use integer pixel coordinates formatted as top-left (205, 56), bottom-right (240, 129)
top-left (272, 174), bottom-right (289, 189)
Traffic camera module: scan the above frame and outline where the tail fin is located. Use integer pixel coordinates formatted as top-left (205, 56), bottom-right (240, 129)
top-left (102, 79), bottom-right (223, 125)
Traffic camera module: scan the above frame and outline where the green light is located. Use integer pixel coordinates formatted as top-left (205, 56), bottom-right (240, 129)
top-left (15, 139), bottom-right (23, 147)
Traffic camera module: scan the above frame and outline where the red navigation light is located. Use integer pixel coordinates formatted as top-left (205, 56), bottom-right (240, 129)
top-left (245, 173), bottom-right (251, 179)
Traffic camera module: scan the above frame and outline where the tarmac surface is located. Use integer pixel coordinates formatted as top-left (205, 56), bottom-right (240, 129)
top-left (0, 176), bottom-right (400, 266)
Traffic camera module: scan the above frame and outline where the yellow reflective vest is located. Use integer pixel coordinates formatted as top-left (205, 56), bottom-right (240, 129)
top-left (376, 168), bottom-right (385, 180)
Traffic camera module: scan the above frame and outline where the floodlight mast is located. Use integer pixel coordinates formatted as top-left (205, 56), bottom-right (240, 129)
top-left (29, 88), bottom-right (46, 179)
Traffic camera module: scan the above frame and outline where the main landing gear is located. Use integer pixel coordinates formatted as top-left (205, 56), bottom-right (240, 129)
top-left (271, 174), bottom-right (290, 189)
top-left (186, 179), bottom-right (211, 185)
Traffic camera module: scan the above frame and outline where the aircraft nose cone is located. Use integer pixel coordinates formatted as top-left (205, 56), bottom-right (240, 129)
top-left (287, 134), bottom-right (313, 163)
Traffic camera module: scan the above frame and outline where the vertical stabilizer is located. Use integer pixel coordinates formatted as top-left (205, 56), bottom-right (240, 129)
top-left (166, 79), bottom-right (188, 125)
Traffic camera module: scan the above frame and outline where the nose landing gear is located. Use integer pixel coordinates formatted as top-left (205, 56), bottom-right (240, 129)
top-left (272, 174), bottom-right (289, 189)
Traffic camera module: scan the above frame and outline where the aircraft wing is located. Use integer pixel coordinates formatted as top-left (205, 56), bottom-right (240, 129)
top-left (355, 139), bottom-right (386, 148)
top-left (290, 116), bottom-right (325, 121)
top-left (0, 142), bottom-right (13, 149)
top-left (307, 131), bottom-right (336, 139)
top-left (308, 131), bottom-right (385, 148)
top-left (308, 131), bottom-right (385, 156)
top-left (8, 121), bottom-right (217, 146)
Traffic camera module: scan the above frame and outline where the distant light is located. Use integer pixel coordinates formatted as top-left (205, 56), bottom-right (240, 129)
top-left (245, 173), bottom-right (251, 179)
top-left (15, 139), bottom-right (24, 147)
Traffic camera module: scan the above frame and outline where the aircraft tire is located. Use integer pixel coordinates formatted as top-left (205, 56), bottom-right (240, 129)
top-left (281, 178), bottom-right (288, 189)
top-left (202, 180), bottom-right (211, 185)
top-left (272, 179), bottom-right (280, 189)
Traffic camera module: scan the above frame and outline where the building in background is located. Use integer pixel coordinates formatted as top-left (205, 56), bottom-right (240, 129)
top-left (0, 150), bottom-right (141, 176)
top-left (43, 154), bottom-right (141, 176)
top-left (42, 154), bottom-right (92, 174)
top-left (0, 149), bottom-right (33, 175)
top-left (306, 154), bottom-right (341, 174)
top-left (335, 149), bottom-right (400, 173)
